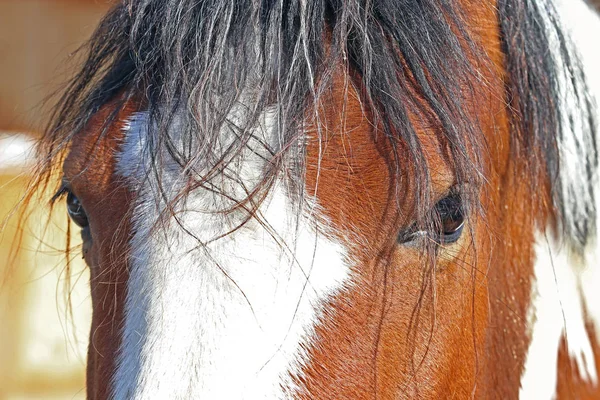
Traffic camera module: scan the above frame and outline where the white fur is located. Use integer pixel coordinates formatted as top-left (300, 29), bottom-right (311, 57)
top-left (520, 0), bottom-right (600, 398)
top-left (558, 0), bottom-right (600, 350)
top-left (112, 111), bottom-right (351, 399)
top-left (521, 235), bottom-right (598, 399)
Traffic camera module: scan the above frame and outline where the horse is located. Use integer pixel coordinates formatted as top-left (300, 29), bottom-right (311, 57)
top-left (22, 0), bottom-right (600, 398)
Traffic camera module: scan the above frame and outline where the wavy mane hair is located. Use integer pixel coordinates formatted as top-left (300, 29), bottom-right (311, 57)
top-left (29, 0), bottom-right (597, 257)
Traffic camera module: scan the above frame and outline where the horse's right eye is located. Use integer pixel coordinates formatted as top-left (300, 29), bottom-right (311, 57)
top-left (66, 191), bottom-right (89, 228)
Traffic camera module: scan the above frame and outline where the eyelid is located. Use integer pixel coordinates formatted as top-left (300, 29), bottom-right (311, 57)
top-left (50, 178), bottom-right (71, 204)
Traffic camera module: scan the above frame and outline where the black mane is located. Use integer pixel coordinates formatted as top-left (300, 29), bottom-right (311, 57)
top-left (38, 0), bottom-right (597, 249)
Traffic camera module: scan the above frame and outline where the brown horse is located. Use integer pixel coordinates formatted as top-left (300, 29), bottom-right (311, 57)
top-left (24, 0), bottom-right (600, 398)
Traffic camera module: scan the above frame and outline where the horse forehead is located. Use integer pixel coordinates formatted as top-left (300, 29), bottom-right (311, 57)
top-left (63, 101), bottom-right (138, 189)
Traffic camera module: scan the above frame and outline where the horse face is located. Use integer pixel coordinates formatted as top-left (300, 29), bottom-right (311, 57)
top-left (55, 0), bottom-right (600, 398)
top-left (60, 18), bottom-right (513, 400)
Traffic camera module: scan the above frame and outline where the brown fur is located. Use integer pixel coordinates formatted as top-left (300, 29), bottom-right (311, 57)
top-left (295, 2), bottom-right (549, 398)
top-left (62, 99), bottom-right (137, 399)
top-left (556, 325), bottom-right (600, 399)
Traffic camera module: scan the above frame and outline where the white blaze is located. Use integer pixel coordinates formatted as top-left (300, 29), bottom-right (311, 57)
top-left (112, 111), bottom-right (350, 399)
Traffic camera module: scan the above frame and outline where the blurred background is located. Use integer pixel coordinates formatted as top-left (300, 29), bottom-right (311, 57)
top-left (0, 1), bottom-right (111, 399)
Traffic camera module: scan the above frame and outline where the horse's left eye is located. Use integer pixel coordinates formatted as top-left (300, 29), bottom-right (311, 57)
top-left (66, 191), bottom-right (89, 228)
top-left (398, 191), bottom-right (465, 245)
top-left (434, 193), bottom-right (465, 244)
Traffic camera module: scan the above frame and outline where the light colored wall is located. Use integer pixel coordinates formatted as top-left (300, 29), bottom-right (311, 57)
top-left (0, 0), bottom-right (110, 132)
top-left (0, 146), bottom-right (91, 399)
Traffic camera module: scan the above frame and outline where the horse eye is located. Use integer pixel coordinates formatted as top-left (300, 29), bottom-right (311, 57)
top-left (398, 192), bottom-right (465, 245)
top-left (66, 191), bottom-right (89, 228)
top-left (434, 193), bottom-right (465, 244)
